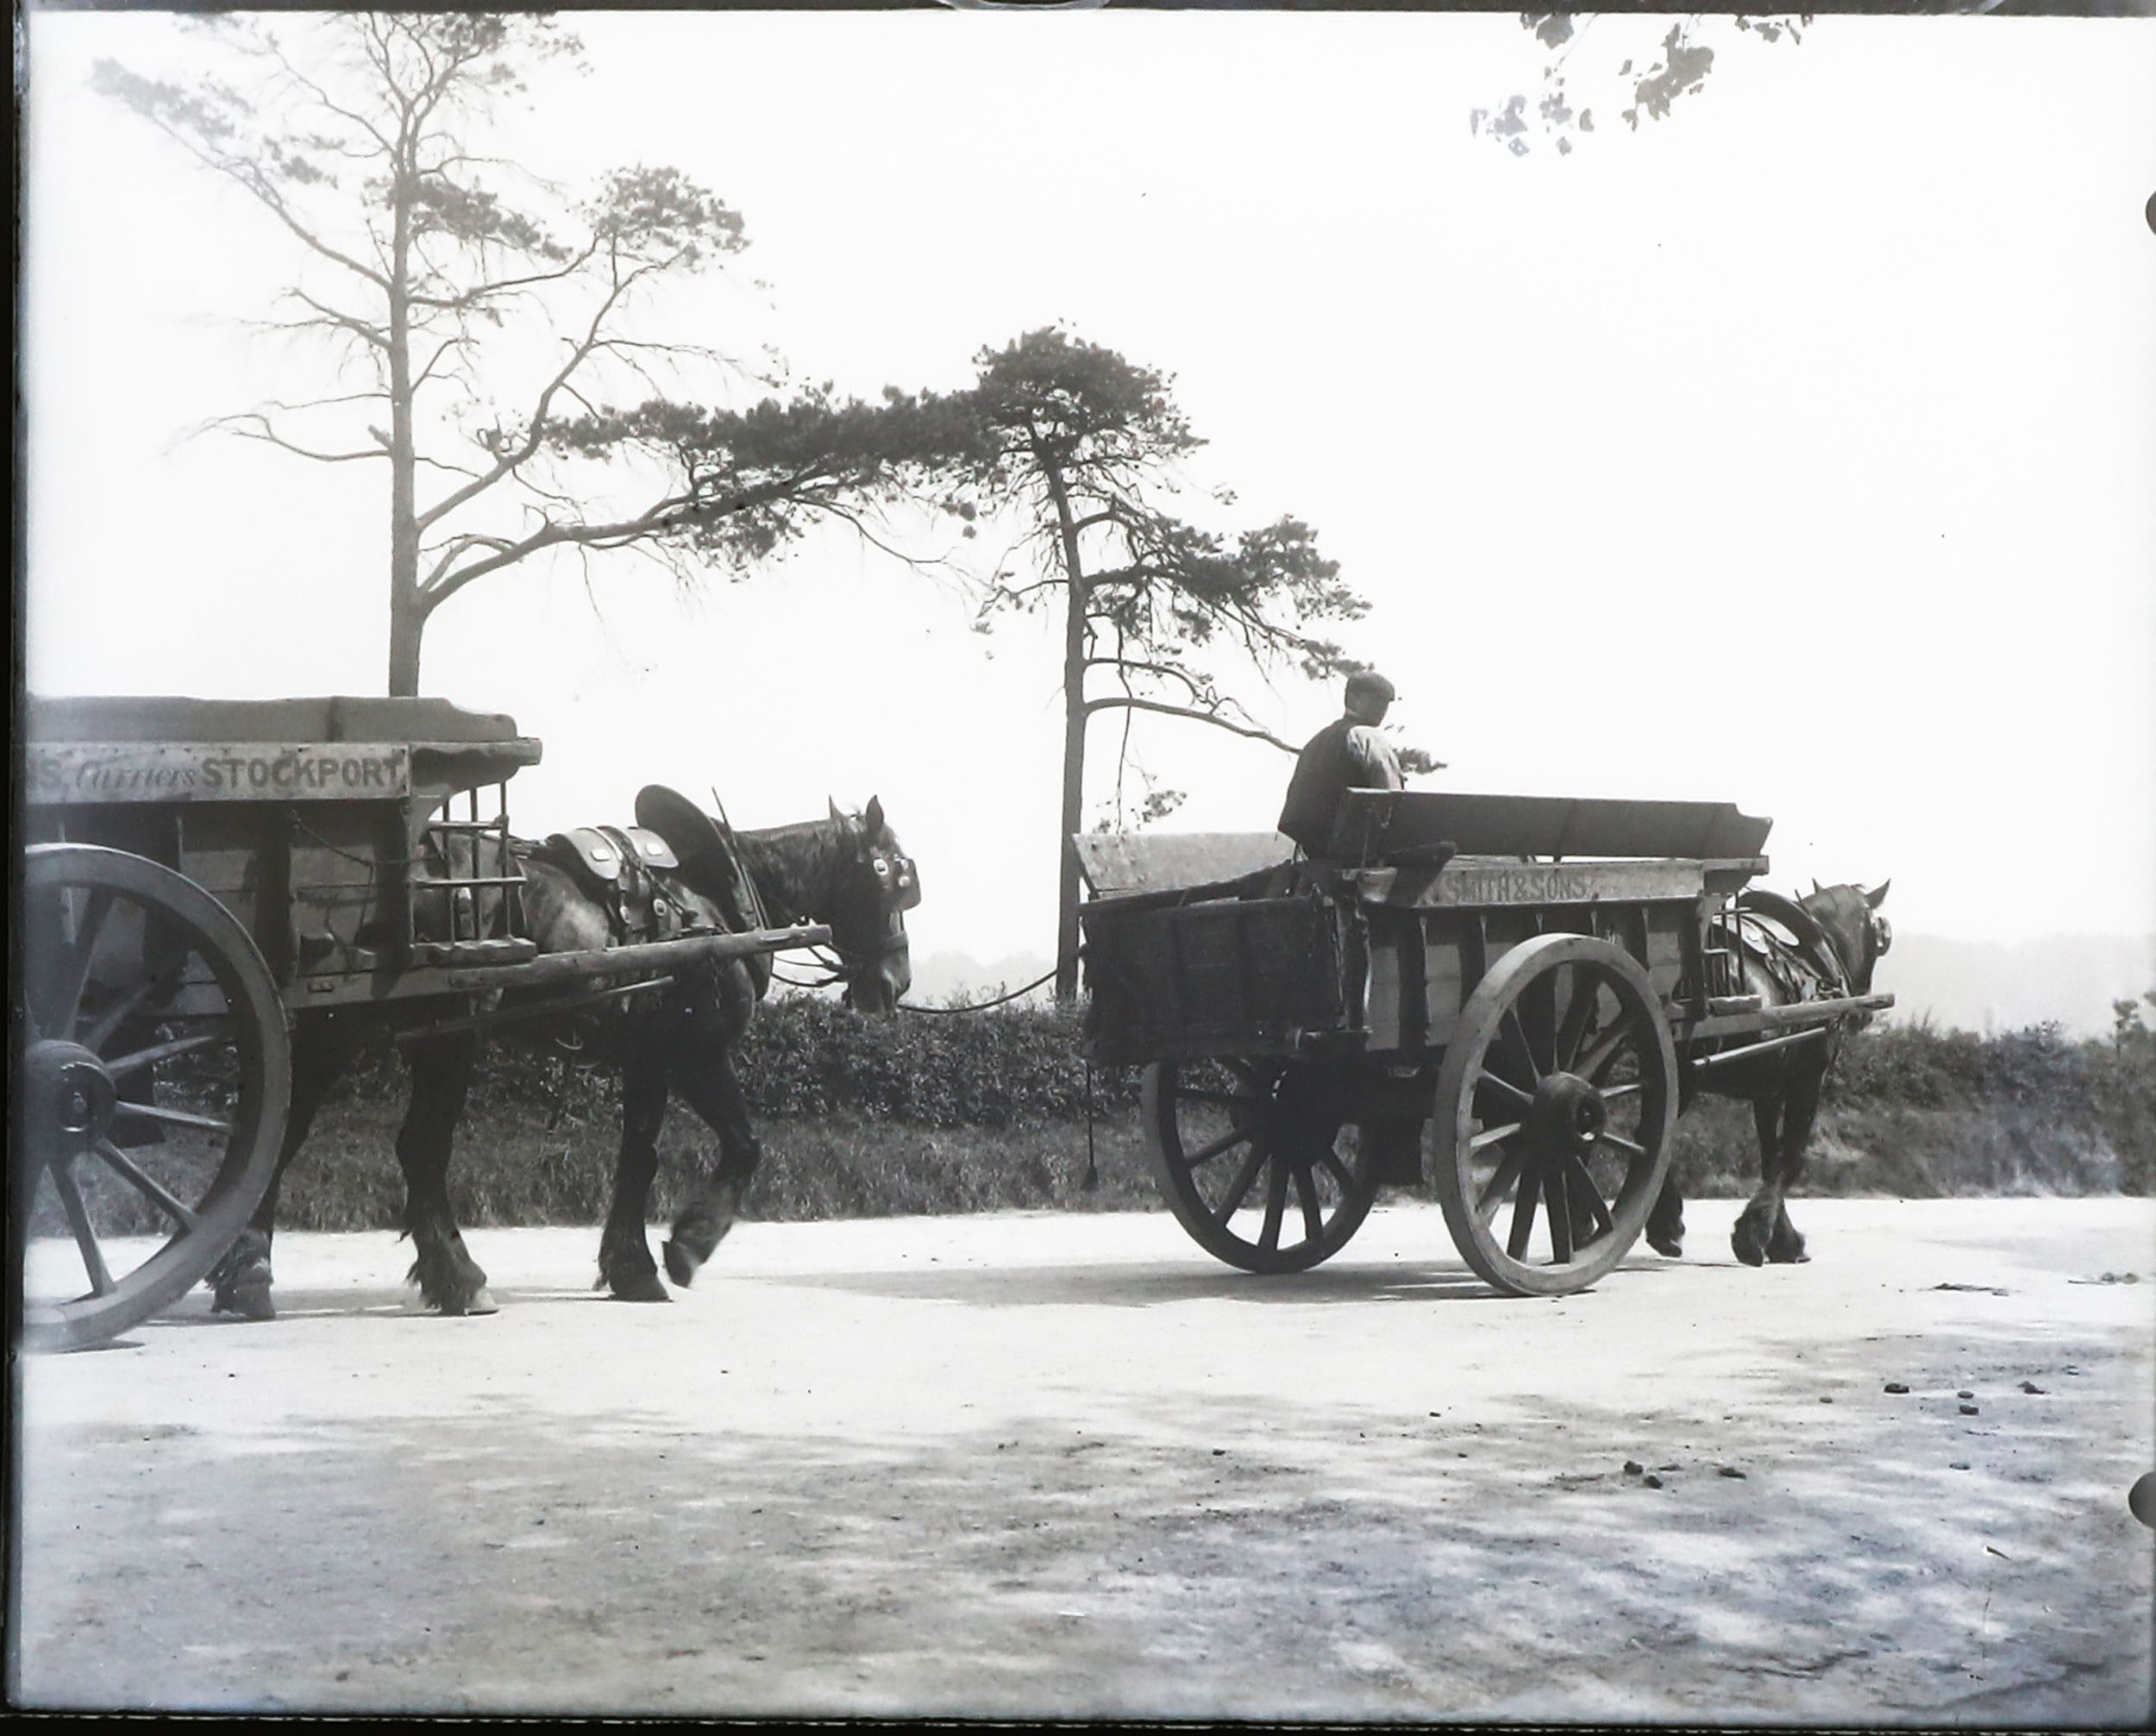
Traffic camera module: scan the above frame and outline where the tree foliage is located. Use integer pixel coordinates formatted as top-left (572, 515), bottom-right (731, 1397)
top-left (91, 15), bottom-right (912, 693)
top-left (906, 329), bottom-right (1406, 997)
top-left (1471, 12), bottom-right (1811, 158)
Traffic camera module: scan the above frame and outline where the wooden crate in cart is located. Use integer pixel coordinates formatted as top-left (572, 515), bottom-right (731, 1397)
top-left (1075, 790), bottom-right (1890, 1297)
top-left (17, 695), bottom-right (832, 1352)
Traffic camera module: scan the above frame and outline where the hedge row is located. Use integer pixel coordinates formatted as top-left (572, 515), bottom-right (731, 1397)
top-left (320, 990), bottom-right (2155, 1196)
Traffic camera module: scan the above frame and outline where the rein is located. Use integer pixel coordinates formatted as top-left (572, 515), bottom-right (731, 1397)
top-left (897, 966), bottom-right (1062, 1016)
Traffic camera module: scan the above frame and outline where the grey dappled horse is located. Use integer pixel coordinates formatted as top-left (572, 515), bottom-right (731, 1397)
top-left (208, 797), bottom-right (914, 1317)
top-left (1645, 881), bottom-right (1892, 1267)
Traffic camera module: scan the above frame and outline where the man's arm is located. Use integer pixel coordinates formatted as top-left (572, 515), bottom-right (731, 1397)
top-left (1344, 725), bottom-right (1406, 792)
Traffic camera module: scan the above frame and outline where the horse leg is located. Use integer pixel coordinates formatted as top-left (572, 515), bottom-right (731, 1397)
top-left (396, 1033), bottom-right (496, 1315)
top-left (208, 1018), bottom-right (362, 1319)
top-left (1645, 1174), bottom-right (1686, 1258)
top-left (597, 1044), bottom-right (670, 1302)
top-left (660, 1044), bottom-right (762, 1288)
top-left (1764, 1066), bottom-right (1824, 1264)
top-left (1731, 1093), bottom-right (1786, 1268)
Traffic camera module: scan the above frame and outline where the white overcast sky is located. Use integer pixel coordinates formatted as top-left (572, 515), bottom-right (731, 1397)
top-left (22, 8), bottom-right (2156, 968)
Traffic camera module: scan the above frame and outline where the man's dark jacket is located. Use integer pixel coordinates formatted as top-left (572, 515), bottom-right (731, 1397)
top-left (1277, 716), bottom-right (1405, 855)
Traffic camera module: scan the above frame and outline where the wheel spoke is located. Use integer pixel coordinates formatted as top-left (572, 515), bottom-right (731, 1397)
top-left (112, 1100), bottom-right (232, 1135)
top-left (1294, 1163), bottom-right (1326, 1242)
top-left (50, 887), bottom-right (119, 1041)
top-left (80, 961), bottom-right (187, 1056)
top-left (1576, 1022), bottom-right (1633, 1087)
top-left (1181, 1087), bottom-right (1257, 1109)
top-left (1476, 1146), bottom-right (1529, 1222)
top-left (1548, 1163), bottom-right (1576, 1264)
top-left (1596, 1079), bottom-right (1645, 1103)
top-left (102, 1028), bottom-right (225, 1081)
top-left (1476, 1069), bottom-right (1536, 1109)
top-left (1556, 968), bottom-right (1602, 1071)
top-left (1182, 1121), bottom-right (1257, 1167)
top-left (91, 1138), bottom-right (199, 1231)
top-left (1258, 1156), bottom-right (1289, 1252)
top-left (1499, 1006), bottom-right (1542, 1087)
top-left (1519, 969), bottom-right (1559, 1075)
top-left (1560, 1151), bottom-right (1616, 1238)
top-left (1314, 1150), bottom-right (1353, 1193)
top-left (50, 1161), bottom-right (116, 1296)
top-left (1468, 1119), bottom-right (1523, 1153)
top-left (1596, 1130), bottom-right (1648, 1160)
top-left (1505, 1163), bottom-right (1542, 1259)
top-left (1212, 1144), bottom-right (1269, 1227)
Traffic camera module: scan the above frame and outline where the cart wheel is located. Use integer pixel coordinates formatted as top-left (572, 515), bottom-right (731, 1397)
top-left (1432, 932), bottom-right (1677, 1297)
top-left (1143, 1057), bottom-right (1380, 1274)
top-left (17, 845), bottom-right (291, 1353)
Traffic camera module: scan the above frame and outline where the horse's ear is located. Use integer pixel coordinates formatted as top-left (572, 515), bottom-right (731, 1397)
top-left (1810, 878), bottom-right (1823, 897)
top-left (1865, 879), bottom-right (1891, 909)
top-left (829, 796), bottom-right (844, 825)
top-left (865, 795), bottom-right (885, 837)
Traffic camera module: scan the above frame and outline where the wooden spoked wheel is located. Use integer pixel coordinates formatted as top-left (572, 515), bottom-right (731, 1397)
top-left (1142, 1056), bottom-right (1381, 1274)
top-left (1432, 933), bottom-right (1677, 1296)
top-left (18, 845), bottom-right (291, 1353)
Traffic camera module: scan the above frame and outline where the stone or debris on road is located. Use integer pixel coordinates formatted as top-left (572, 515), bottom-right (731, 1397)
top-left (12, 1196), bottom-right (2153, 1725)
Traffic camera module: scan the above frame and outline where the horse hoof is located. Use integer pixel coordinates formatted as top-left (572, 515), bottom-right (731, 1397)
top-left (661, 1239), bottom-right (699, 1288)
top-left (213, 1280), bottom-right (275, 1322)
top-left (609, 1270), bottom-right (671, 1303)
top-left (1731, 1234), bottom-right (1766, 1269)
top-left (1646, 1233), bottom-right (1683, 1259)
top-left (428, 1286), bottom-right (498, 1317)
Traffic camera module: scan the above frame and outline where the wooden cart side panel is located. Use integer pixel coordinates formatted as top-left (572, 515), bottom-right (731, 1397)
top-left (1360, 897), bottom-right (1697, 1053)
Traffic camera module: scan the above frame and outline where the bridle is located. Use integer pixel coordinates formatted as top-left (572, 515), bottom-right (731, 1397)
top-left (768, 835), bottom-right (918, 993)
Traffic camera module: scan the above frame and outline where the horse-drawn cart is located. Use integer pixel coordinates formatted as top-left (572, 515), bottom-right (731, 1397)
top-left (17, 695), bottom-right (832, 1353)
top-left (1076, 790), bottom-right (1894, 1296)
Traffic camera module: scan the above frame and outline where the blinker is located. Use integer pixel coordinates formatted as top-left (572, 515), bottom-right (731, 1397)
top-left (892, 855), bottom-right (921, 912)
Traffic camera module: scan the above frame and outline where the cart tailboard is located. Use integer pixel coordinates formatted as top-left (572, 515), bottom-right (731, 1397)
top-left (1329, 790), bottom-right (1773, 863)
top-left (1071, 830), bottom-right (1294, 899)
top-left (1080, 893), bottom-right (1347, 1066)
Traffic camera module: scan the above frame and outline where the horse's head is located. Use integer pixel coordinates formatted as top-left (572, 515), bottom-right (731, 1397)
top-left (822, 796), bottom-right (918, 1015)
top-left (1800, 878), bottom-right (1893, 999)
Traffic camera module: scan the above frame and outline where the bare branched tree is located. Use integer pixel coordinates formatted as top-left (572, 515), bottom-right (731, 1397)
top-left (93, 15), bottom-right (881, 693)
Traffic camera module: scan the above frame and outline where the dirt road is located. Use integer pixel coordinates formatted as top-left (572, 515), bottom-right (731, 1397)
top-left (11, 1196), bottom-right (2153, 1721)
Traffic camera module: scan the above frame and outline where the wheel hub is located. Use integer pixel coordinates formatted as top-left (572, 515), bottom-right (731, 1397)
top-left (27, 1039), bottom-right (117, 1152)
top-left (1526, 1070), bottom-right (1606, 1155)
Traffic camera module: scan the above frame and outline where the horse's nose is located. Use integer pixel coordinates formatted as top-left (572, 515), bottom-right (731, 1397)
top-left (847, 972), bottom-right (899, 1015)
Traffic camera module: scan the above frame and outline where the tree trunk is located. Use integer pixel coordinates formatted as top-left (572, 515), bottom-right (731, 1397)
top-left (385, 142), bottom-right (422, 698)
top-left (1048, 461), bottom-right (1089, 1003)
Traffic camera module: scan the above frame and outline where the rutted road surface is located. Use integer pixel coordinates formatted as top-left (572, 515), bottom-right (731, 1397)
top-left (12, 1197), bottom-right (2154, 1721)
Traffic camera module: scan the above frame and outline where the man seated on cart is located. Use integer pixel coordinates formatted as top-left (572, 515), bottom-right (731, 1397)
top-left (1277, 668), bottom-right (1405, 857)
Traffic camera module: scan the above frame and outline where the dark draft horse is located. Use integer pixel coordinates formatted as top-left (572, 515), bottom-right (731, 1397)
top-left (1645, 879), bottom-right (1892, 1268)
top-left (207, 792), bottom-right (916, 1318)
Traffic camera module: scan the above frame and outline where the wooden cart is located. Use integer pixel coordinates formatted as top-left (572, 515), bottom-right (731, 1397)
top-left (1075, 790), bottom-right (1892, 1296)
top-left (17, 695), bottom-right (830, 1352)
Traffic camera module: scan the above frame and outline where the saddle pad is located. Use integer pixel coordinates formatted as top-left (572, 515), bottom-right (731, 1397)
top-left (542, 824), bottom-right (679, 885)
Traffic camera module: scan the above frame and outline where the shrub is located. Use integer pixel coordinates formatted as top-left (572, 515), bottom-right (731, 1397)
top-left (279, 987), bottom-right (2156, 1226)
